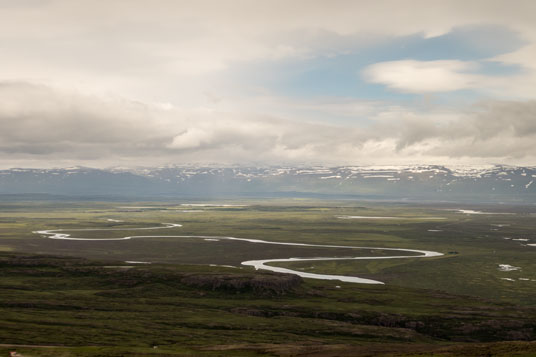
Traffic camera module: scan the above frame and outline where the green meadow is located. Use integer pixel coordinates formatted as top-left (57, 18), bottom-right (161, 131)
top-left (0, 199), bottom-right (535, 356)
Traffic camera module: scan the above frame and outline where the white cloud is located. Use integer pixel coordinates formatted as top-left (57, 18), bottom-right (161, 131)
top-left (363, 57), bottom-right (536, 100)
top-left (363, 60), bottom-right (480, 93)
top-left (169, 128), bottom-right (214, 149)
top-left (494, 44), bottom-right (536, 70)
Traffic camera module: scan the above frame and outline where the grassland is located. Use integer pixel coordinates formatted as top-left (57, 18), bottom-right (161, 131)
top-left (0, 199), bottom-right (535, 355)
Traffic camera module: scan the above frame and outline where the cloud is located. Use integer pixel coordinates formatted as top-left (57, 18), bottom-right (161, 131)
top-left (362, 57), bottom-right (536, 100)
top-left (169, 128), bottom-right (213, 149)
top-left (1, 0), bottom-right (536, 102)
top-left (1, 1), bottom-right (536, 168)
top-left (494, 44), bottom-right (536, 70)
top-left (1, 81), bottom-right (536, 167)
top-left (379, 100), bottom-right (536, 160)
top-left (363, 60), bottom-right (481, 93)
top-left (0, 82), bottom-right (363, 166)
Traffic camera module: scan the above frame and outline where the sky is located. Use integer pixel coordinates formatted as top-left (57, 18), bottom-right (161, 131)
top-left (1, 0), bottom-right (536, 168)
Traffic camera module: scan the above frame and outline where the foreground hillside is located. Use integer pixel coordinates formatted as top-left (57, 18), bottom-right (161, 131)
top-left (1, 252), bottom-right (536, 356)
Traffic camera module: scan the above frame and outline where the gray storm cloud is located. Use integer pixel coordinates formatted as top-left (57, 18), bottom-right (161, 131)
top-left (1, 82), bottom-right (536, 167)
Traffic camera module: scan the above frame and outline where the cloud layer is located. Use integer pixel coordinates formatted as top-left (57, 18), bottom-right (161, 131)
top-left (1, 82), bottom-right (536, 168)
top-left (1, 0), bottom-right (536, 101)
top-left (1, 1), bottom-right (536, 167)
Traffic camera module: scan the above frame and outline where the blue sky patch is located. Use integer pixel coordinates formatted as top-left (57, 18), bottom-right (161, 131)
top-left (233, 24), bottom-right (524, 102)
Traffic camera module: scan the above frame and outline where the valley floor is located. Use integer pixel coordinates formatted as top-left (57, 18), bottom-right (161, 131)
top-left (0, 199), bottom-right (535, 355)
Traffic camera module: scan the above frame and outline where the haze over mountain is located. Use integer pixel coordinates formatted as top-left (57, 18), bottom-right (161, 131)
top-left (2, 164), bottom-right (535, 203)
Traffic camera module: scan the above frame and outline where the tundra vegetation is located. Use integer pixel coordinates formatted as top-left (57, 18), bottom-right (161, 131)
top-left (0, 199), bottom-right (535, 356)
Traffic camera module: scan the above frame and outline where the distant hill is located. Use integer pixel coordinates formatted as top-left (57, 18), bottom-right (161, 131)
top-left (1, 165), bottom-right (535, 202)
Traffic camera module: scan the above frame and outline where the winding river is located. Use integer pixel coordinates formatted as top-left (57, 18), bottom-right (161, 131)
top-left (34, 222), bottom-right (443, 285)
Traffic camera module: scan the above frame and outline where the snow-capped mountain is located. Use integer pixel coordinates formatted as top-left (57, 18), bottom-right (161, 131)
top-left (1, 165), bottom-right (535, 202)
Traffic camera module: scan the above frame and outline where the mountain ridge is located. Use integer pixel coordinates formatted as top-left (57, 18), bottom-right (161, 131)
top-left (1, 165), bottom-right (535, 203)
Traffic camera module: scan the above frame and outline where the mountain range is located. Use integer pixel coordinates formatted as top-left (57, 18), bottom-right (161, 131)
top-left (1, 165), bottom-right (535, 203)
